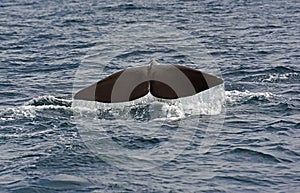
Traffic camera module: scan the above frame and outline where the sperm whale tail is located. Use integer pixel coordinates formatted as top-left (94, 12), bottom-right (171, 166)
top-left (74, 60), bottom-right (223, 103)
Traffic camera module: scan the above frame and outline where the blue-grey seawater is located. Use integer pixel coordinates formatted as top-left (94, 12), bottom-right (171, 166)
top-left (0, 0), bottom-right (299, 192)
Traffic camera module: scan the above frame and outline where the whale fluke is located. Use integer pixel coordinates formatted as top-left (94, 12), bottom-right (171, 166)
top-left (74, 60), bottom-right (223, 103)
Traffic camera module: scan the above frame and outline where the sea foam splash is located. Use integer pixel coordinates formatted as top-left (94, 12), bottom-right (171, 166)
top-left (72, 84), bottom-right (225, 121)
top-left (0, 83), bottom-right (225, 122)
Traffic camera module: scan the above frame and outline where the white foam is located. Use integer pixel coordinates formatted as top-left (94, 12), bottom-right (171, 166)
top-left (262, 72), bottom-right (298, 82)
top-left (0, 96), bottom-right (72, 121)
top-left (225, 90), bottom-right (275, 104)
top-left (72, 84), bottom-right (225, 121)
top-left (1, 87), bottom-right (226, 122)
top-left (25, 95), bottom-right (72, 106)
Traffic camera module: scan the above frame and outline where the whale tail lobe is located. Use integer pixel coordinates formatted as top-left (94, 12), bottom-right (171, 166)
top-left (74, 61), bottom-right (223, 103)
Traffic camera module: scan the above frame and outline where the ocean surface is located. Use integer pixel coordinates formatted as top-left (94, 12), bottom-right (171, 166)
top-left (0, 0), bottom-right (299, 192)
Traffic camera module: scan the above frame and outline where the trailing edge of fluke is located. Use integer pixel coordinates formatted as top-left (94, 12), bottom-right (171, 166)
top-left (74, 60), bottom-right (224, 103)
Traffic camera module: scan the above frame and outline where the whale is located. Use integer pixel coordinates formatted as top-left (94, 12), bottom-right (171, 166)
top-left (74, 60), bottom-right (223, 103)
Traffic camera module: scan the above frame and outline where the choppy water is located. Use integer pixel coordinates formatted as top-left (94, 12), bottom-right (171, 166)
top-left (1, 0), bottom-right (299, 192)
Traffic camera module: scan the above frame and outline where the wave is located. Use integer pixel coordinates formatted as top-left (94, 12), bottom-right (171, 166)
top-left (222, 147), bottom-right (283, 163)
top-left (240, 72), bottom-right (299, 83)
top-left (25, 95), bottom-right (72, 107)
top-left (262, 72), bottom-right (299, 83)
top-left (225, 90), bottom-right (275, 105)
top-left (235, 66), bottom-right (300, 83)
top-left (11, 174), bottom-right (91, 192)
top-left (0, 96), bottom-right (72, 121)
